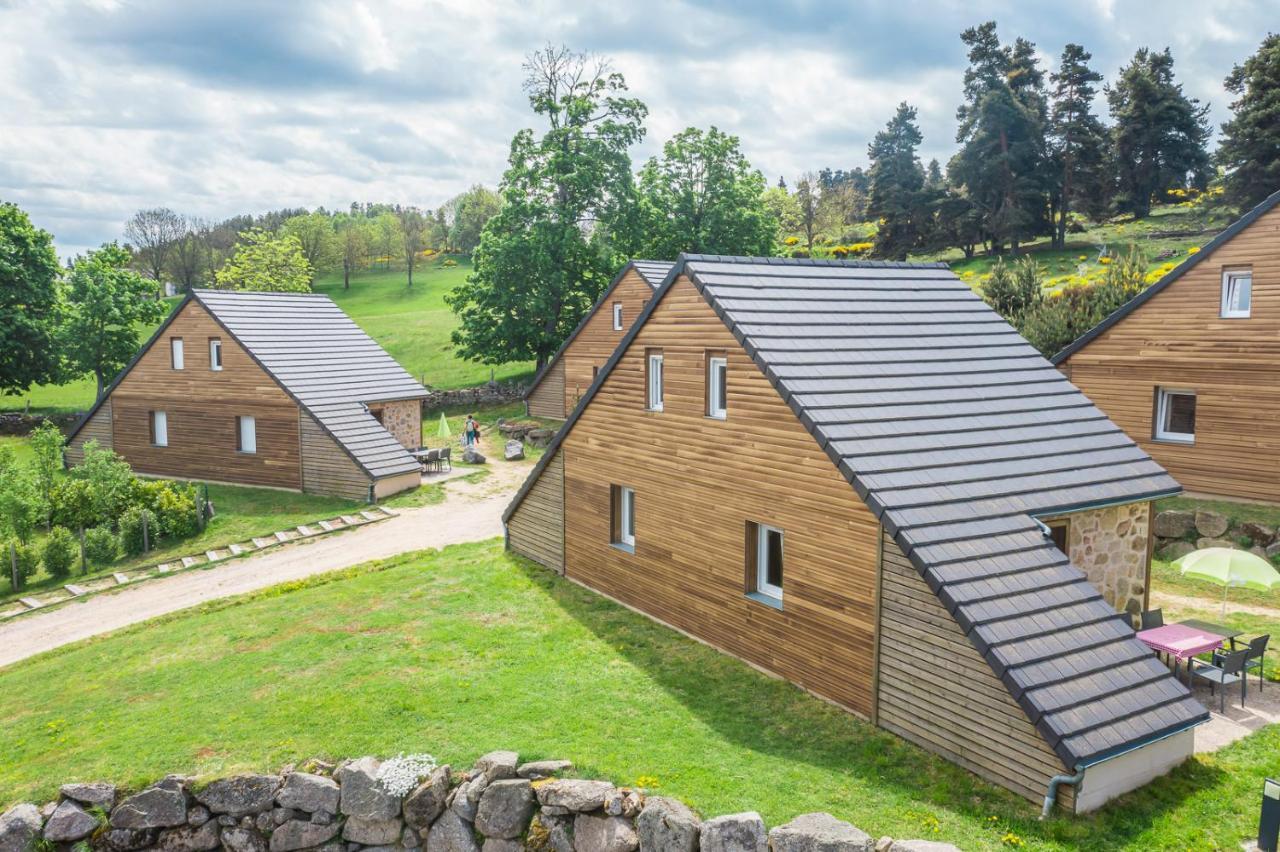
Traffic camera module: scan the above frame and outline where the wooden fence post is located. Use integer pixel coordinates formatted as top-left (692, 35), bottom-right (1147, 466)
top-left (142, 512), bottom-right (150, 554)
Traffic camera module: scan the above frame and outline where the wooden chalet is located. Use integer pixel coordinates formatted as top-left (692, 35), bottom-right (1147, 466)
top-left (1055, 188), bottom-right (1280, 502)
top-left (66, 290), bottom-right (428, 501)
top-left (504, 255), bottom-right (1209, 813)
top-left (525, 260), bottom-right (674, 419)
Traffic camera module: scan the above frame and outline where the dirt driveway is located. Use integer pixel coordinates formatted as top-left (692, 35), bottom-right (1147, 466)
top-left (0, 459), bottom-right (534, 670)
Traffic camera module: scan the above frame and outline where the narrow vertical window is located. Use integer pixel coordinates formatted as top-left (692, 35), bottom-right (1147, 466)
top-left (611, 485), bottom-right (636, 550)
top-left (150, 411), bottom-right (168, 447)
top-left (1220, 270), bottom-right (1252, 318)
top-left (646, 350), bottom-right (664, 411)
top-left (209, 338), bottom-right (223, 371)
top-left (171, 338), bottom-right (184, 370)
top-left (707, 354), bottom-right (728, 419)
top-left (1154, 387), bottom-right (1196, 443)
top-left (612, 302), bottom-right (623, 331)
top-left (237, 415), bottom-right (257, 454)
top-left (748, 522), bottom-right (784, 603)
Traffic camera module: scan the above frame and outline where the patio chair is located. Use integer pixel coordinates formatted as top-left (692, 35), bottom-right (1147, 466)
top-left (1191, 648), bottom-right (1249, 714)
top-left (420, 448), bottom-right (440, 473)
top-left (1140, 609), bottom-right (1164, 630)
top-left (1221, 634), bottom-right (1269, 691)
top-left (440, 447), bottom-right (452, 472)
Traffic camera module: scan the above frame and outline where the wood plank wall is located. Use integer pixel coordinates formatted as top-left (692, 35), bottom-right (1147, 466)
top-left (557, 275), bottom-right (883, 717)
top-left (99, 301), bottom-right (304, 490)
top-left (65, 399), bottom-right (113, 465)
top-left (526, 360), bottom-right (566, 420)
top-left (300, 414), bottom-right (372, 501)
top-left (876, 532), bottom-right (1073, 809)
top-left (561, 269), bottom-right (654, 414)
top-left (1062, 203), bottom-right (1280, 500)
top-left (507, 449), bottom-right (565, 572)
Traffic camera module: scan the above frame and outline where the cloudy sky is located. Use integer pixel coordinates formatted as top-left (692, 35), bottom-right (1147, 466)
top-left (0, 0), bottom-right (1270, 257)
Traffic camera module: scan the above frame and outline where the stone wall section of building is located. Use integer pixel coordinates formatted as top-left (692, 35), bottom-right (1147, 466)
top-left (369, 400), bottom-right (421, 451)
top-left (1061, 502), bottom-right (1151, 619)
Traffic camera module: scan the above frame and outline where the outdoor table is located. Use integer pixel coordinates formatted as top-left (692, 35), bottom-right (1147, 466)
top-left (1177, 618), bottom-right (1244, 643)
top-left (1136, 623), bottom-right (1228, 684)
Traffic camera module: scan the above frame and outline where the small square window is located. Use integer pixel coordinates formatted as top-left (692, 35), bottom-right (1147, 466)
top-left (209, 338), bottom-right (223, 371)
top-left (612, 302), bottom-right (623, 331)
top-left (611, 485), bottom-right (636, 550)
top-left (150, 410), bottom-right (168, 447)
top-left (707, 354), bottom-right (727, 419)
top-left (171, 338), bottom-right (184, 370)
top-left (1048, 520), bottom-right (1069, 554)
top-left (748, 522), bottom-right (784, 603)
top-left (237, 415), bottom-right (257, 454)
top-left (645, 350), bottom-right (664, 411)
top-left (1154, 387), bottom-right (1196, 443)
top-left (1221, 270), bottom-right (1252, 318)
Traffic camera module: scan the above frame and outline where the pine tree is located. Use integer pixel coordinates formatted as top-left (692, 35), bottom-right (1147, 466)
top-left (867, 103), bottom-right (927, 261)
top-left (1107, 48), bottom-right (1210, 218)
top-left (1218, 33), bottom-right (1280, 211)
top-left (1048, 44), bottom-right (1109, 248)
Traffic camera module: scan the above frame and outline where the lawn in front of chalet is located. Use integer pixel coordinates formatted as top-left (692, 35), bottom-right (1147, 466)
top-left (0, 540), bottom-right (1274, 851)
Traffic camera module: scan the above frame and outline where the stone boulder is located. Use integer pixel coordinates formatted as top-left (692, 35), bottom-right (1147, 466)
top-left (603, 789), bottom-right (644, 818)
top-left (1197, 537), bottom-right (1236, 550)
top-left (526, 429), bottom-right (555, 448)
top-left (517, 760), bottom-right (573, 780)
top-left (196, 775), bottom-right (279, 817)
top-left (61, 781), bottom-right (117, 810)
top-left (219, 826), bottom-right (266, 852)
top-left (888, 842), bottom-right (962, 852)
top-left (1250, 546), bottom-right (1269, 560)
top-left (403, 765), bottom-right (451, 830)
top-left (102, 828), bottom-right (159, 851)
top-left (700, 812), bottom-right (767, 852)
top-left (156, 821), bottom-right (222, 852)
top-left (481, 840), bottom-right (521, 852)
top-left (475, 780), bottom-right (533, 839)
top-left (336, 757), bottom-right (400, 821)
top-left (535, 779), bottom-right (614, 813)
top-left (1195, 510), bottom-right (1229, 538)
top-left (462, 449), bottom-right (487, 464)
top-left (635, 797), bottom-right (700, 852)
top-left (1267, 541), bottom-right (1280, 560)
top-left (1153, 510), bottom-right (1195, 539)
top-left (574, 813), bottom-right (639, 852)
top-left (1158, 540), bottom-right (1196, 562)
top-left (425, 809), bottom-right (479, 852)
top-left (474, 751), bottom-right (520, 783)
top-left (503, 441), bottom-right (524, 462)
top-left (268, 819), bottom-right (341, 852)
top-left (530, 813), bottom-right (573, 852)
top-left (275, 772), bottom-right (339, 815)
top-left (1240, 522), bottom-right (1276, 546)
top-left (343, 816), bottom-right (403, 845)
top-left (44, 799), bottom-right (99, 843)
top-left (450, 774), bottom-right (489, 822)
top-left (769, 813), bottom-right (873, 852)
top-left (111, 779), bottom-right (188, 830)
top-left (0, 804), bottom-right (42, 852)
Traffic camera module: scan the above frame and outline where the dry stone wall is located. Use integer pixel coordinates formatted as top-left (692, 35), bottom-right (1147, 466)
top-left (1056, 503), bottom-right (1151, 620)
top-left (370, 401), bottom-right (422, 451)
top-left (0, 751), bottom-right (959, 852)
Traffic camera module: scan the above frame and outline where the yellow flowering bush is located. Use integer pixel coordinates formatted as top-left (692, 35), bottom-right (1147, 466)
top-left (783, 236), bottom-right (799, 246)
top-left (849, 242), bottom-right (873, 254)
top-left (1188, 246), bottom-right (1201, 254)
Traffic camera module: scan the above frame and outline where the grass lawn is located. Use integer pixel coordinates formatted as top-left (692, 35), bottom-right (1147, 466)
top-left (0, 540), bottom-right (1274, 851)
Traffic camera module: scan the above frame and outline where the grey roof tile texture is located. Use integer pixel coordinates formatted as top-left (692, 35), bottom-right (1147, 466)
top-left (193, 290), bottom-right (427, 480)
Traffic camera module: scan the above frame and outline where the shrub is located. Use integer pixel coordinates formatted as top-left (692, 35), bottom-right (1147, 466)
top-left (119, 507), bottom-right (159, 556)
top-left (2, 539), bottom-right (38, 591)
top-left (42, 526), bottom-right (78, 579)
top-left (83, 526), bottom-right (122, 567)
top-left (983, 257), bottom-right (1043, 321)
top-left (50, 478), bottom-right (97, 531)
top-left (153, 483), bottom-right (199, 539)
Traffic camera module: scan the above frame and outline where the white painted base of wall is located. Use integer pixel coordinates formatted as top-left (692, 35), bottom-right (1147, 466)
top-left (1074, 728), bottom-right (1196, 813)
top-left (374, 470), bottom-right (422, 500)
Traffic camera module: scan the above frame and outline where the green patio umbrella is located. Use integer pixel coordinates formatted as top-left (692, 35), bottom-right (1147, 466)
top-left (1172, 547), bottom-right (1280, 616)
top-left (436, 413), bottom-right (452, 442)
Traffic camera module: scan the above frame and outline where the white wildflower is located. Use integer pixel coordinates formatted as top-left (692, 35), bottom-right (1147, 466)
top-left (376, 753), bottom-right (438, 797)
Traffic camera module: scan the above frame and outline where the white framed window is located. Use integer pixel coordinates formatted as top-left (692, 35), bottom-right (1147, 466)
top-left (209, 338), bottom-right (223, 371)
top-left (170, 338), bottom-right (184, 370)
top-left (611, 485), bottom-right (636, 549)
top-left (1154, 387), bottom-right (1196, 443)
top-left (754, 523), bottom-right (784, 601)
top-left (646, 350), bottom-right (664, 411)
top-left (612, 302), bottom-right (623, 331)
top-left (1221, 270), bottom-right (1252, 318)
top-left (707, 355), bottom-right (727, 419)
top-left (150, 410), bottom-right (168, 447)
top-left (237, 415), bottom-right (257, 454)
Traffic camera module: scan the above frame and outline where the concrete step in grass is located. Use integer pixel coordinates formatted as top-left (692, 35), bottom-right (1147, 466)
top-left (360, 510), bottom-right (383, 522)
top-left (252, 537), bottom-right (276, 549)
top-left (296, 525), bottom-right (317, 537)
top-left (318, 519), bottom-right (335, 532)
top-left (157, 563), bottom-right (174, 573)
top-left (64, 584), bottom-right (88, 597)
top-left (228, 543), bottom-right (249, 556)
top-left (181, 556), bottom-right (201, 568)
top-left (112, 572), bottom-right (130, 585)
top-left (341, 515), bottom-right (362, 526)
top-left (273, 530), bottom-right (292, 543)
top-left (18, 597), bottom-right (43, 610)
top-left (205, 550), bottom-right (227, 562)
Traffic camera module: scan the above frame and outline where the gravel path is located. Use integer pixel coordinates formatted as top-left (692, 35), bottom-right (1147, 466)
top-left (0, 459), bottom-right (533, 670)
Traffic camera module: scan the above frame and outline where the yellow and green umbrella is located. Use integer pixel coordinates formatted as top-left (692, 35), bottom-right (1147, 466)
top-left (1173, 547), bottom-right (1280, 615)
top-left (436, 413), bottom-right (452, 441)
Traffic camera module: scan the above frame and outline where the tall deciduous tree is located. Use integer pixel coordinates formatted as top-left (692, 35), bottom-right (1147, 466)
top-left (0, 201), bottom-right (61, 396)
top-left (282, 212), bottom-right (340, 280)
top-left (334, 214), bottom-right (371, 290)
top-left (1108, 47), bottom-right (1210, 218)
top-left (396, 206), bottom-right (428, 289)
top-left (61, 243), bottom-right (169, 402)
top-left (447, 186), bottom-right (503, 254)
top-left (1218, 33), bottom-right (1280, 211)
top-left (124, 207), bottom-right (184, 285)
top-left (169, 217), bottom-right (211, 293)
top-left (1048, 44), bottom-right (1109, 248)
top-left (867, 103), bottom-right (927, 260)
top-left (633, 126), bottom-right (774, 258)
top-left (793, 174), bottom-right (821, 254)
top-left (448, 45), bottom-right (646, 370)
top-left (214, 229), bottom-right (313, 292)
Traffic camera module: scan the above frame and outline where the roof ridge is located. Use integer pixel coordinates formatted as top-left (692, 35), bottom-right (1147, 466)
top-left (679, 252), bottom-right (950, 269)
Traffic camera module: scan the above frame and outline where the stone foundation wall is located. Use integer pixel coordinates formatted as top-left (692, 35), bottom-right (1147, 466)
top-left (1059, 502), bottom-right (1150, 620)
top-left (369, 400), bottom-right (422, 450)
top-left (423, 384), bottom-right (526, 412)
top-left (0, 412), bottom-right (81, 437)
top-left (0, 750), bottom-right (958, 852)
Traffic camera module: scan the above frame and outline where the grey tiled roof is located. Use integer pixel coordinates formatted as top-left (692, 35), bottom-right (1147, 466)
top-left (631, 260), bottom-right (676, 287)
top-left (194, 290), bottom-right (426, 479)
top-left (506, 254), bottom-right (1207, 768)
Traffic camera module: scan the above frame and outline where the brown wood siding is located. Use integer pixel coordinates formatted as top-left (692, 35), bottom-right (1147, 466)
top-left (507, 448), bottom-right (565, 572)
top-left (66, 399), bottom-right (113, 466)
top-left (876, 532), bottom-right (1072, 808)
top-left (561, 270), bottom-right (654, 414)
top-left (527, 359), bottom-right (567, 420)
top-left (1062, 204), bottom-right (1280, 500)
top-left (100, 301), bottom-right (304, 489)
top-left (300, 413), bottom-right (372, 501)
top-left (559, 275), bottom-right (882, 718)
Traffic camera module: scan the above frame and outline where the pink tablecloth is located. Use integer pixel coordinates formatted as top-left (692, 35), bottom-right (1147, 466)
top-left (1136, 623), bottom-right (1226, 660)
